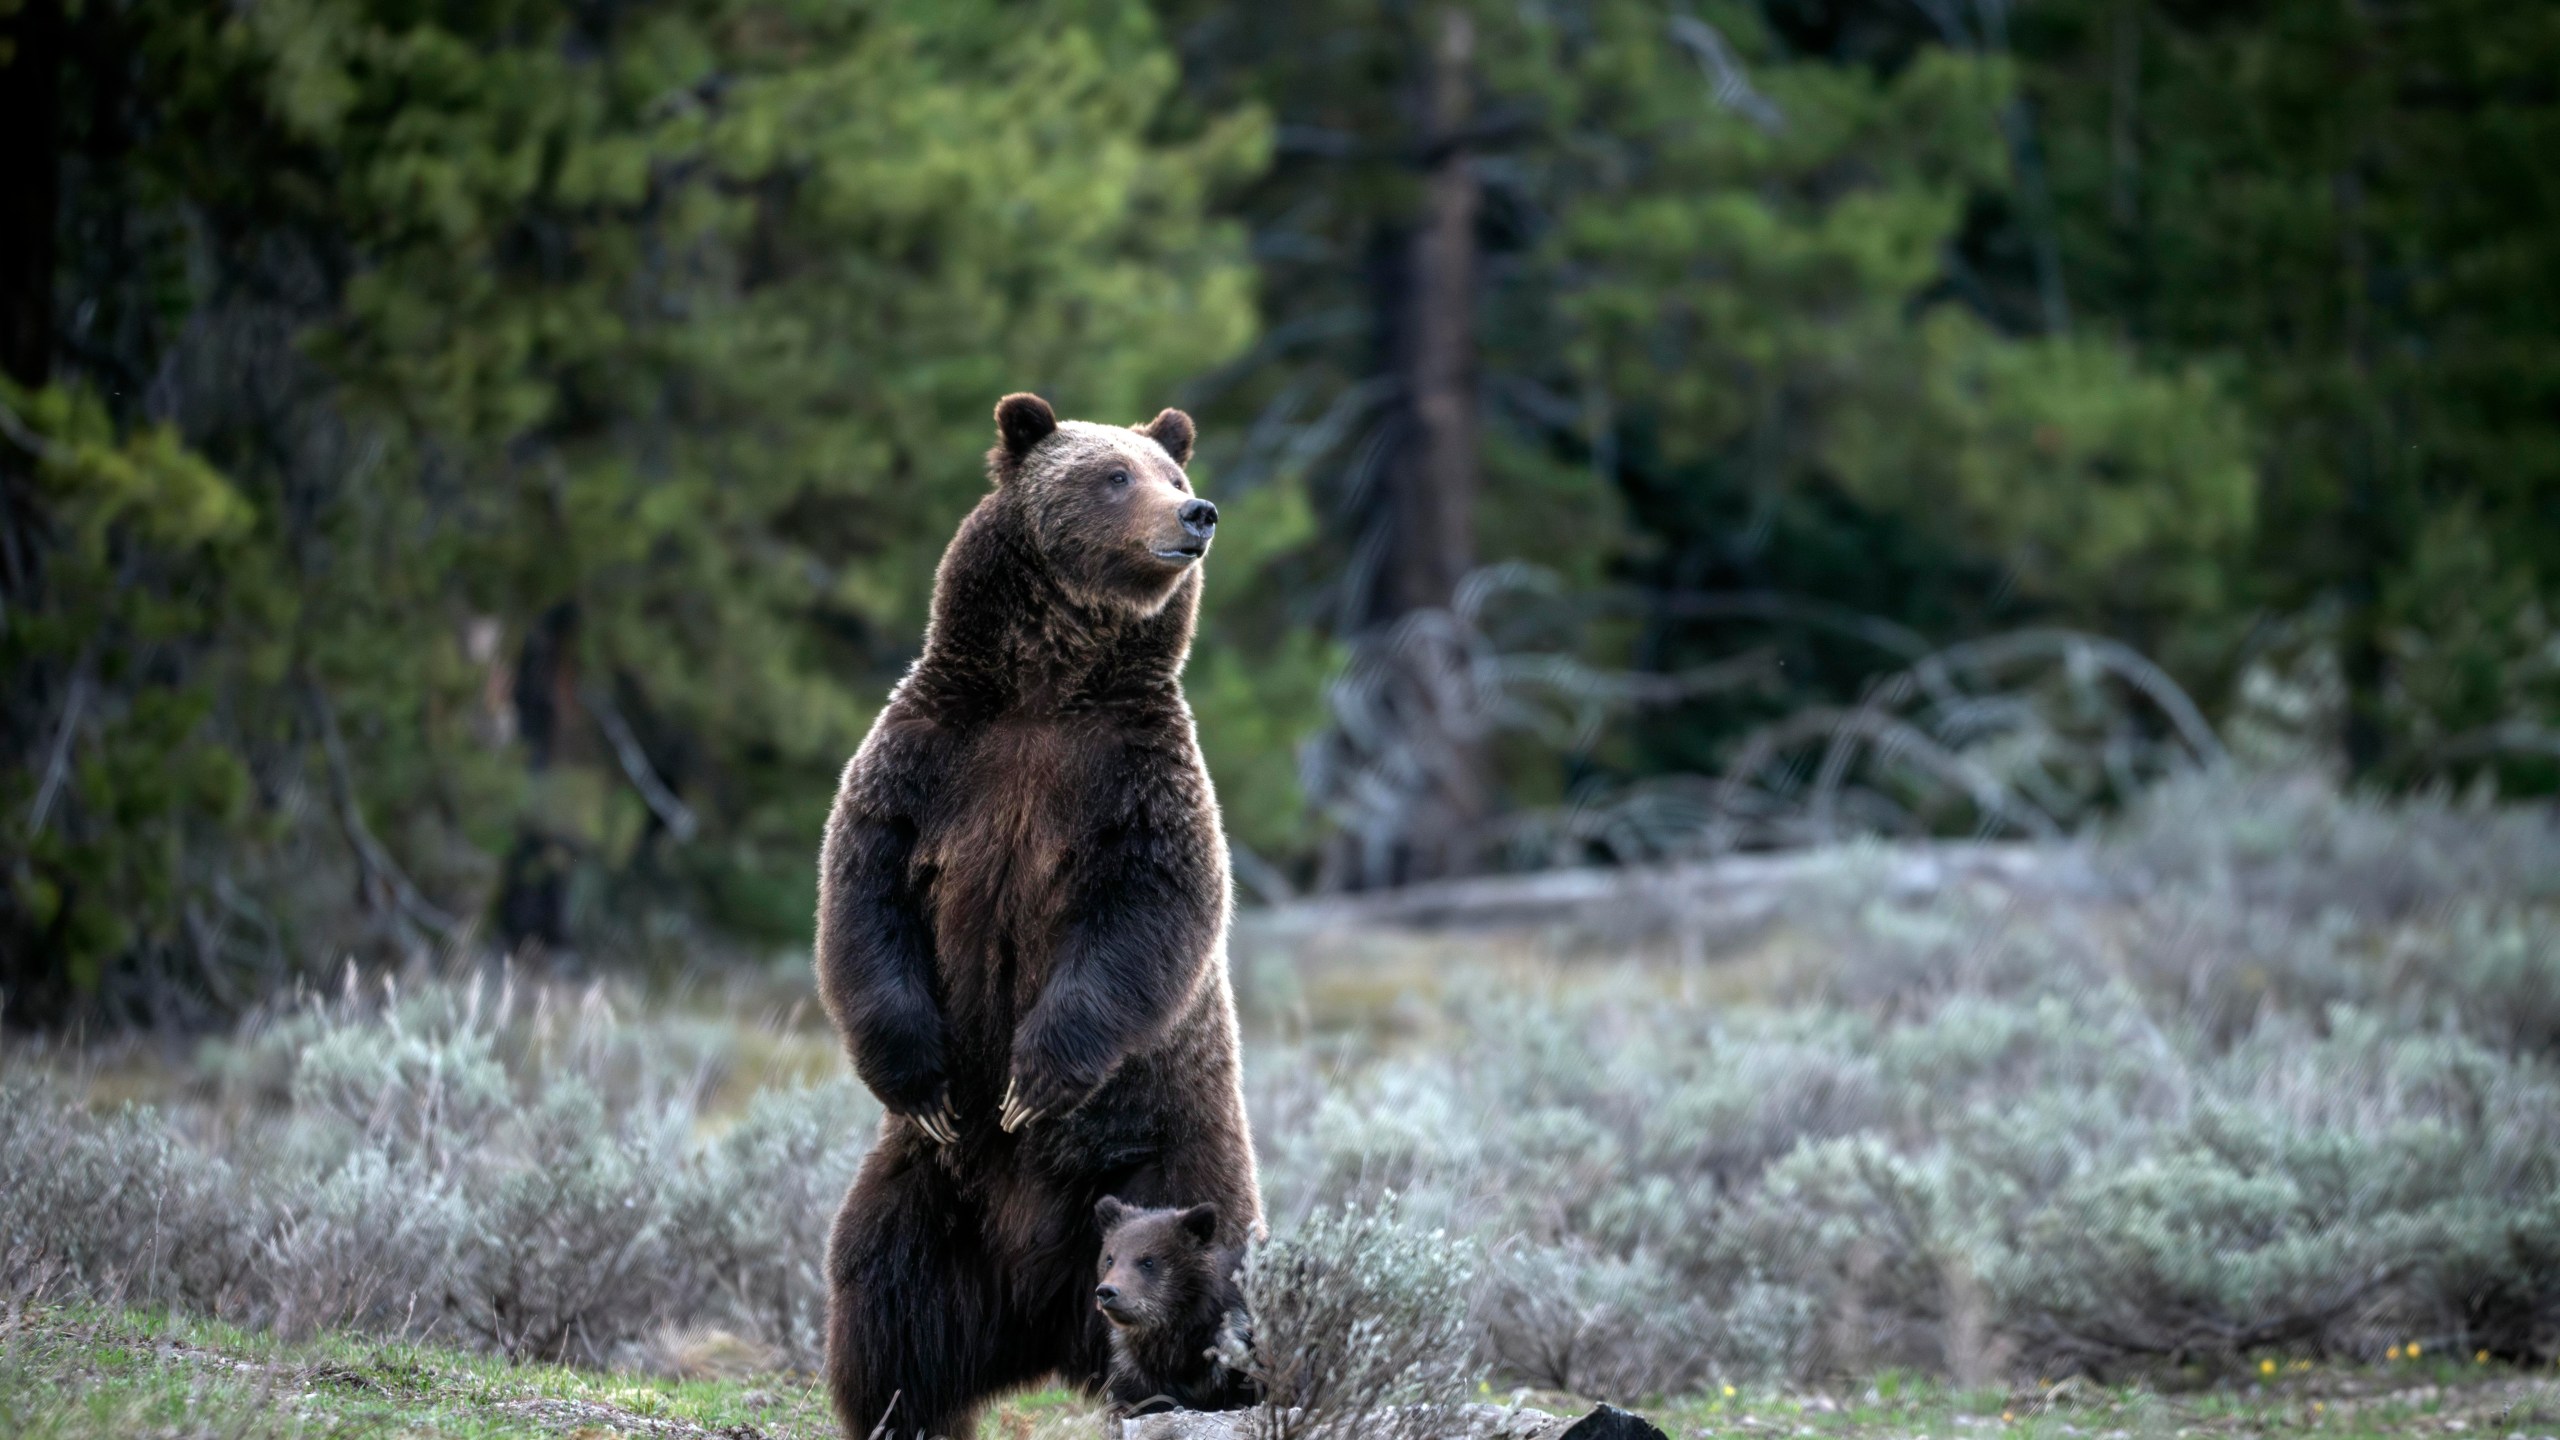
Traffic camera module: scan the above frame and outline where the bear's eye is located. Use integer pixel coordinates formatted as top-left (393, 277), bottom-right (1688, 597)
top-left (1108, 468), bottom-right (1131, 487)
top-left (1138, 1256), bottom-right (1156, 1271)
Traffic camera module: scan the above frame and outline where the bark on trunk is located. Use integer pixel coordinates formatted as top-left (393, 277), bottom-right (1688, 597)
top-left (1396, 6), bottom-right (1480, 617)
top-left (0, 0), bottom-right (65, 1022)
top-left (0, 0), bottom-right (60, 390)
top-left (1376, 6), bottom-right (1488, 880)
top-left (499, 603), bottom-right (582, 954)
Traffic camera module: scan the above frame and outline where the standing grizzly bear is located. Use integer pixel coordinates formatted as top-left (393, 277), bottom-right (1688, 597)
top-left (815, 393), bottom-right (1262, 1440)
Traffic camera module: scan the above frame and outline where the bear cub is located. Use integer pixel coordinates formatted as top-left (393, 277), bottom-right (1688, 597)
top-left (1094, 1197), bottom-right (1259, 1418)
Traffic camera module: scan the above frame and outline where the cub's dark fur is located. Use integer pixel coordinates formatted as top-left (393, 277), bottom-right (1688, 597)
top-left (1093, 1197), bottom-right (1258, 1417)
top-left (816, 393), bottom-right (1260, 1440)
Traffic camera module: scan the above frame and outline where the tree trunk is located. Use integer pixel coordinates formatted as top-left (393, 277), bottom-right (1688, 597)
top-left (1396, 6), bottom-right (1480, 618)
top-left (0, 0), bottom-right (60, 390)
top-left (0, 0), bottom-right (64, 1024)
top-left (2332, 160), bottom-right (2390, 778)
top-left (1371, 7), bottom-right (1489, 880)
top-left (499, 603), bottom-right (581, 955)
top-left (0, 0), bottom-right (60, 601)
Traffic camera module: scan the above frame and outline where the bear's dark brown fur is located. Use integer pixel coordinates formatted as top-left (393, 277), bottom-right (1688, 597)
top-left (1093, 1197), bottom-right (1258, 1418)
top-left (815, 393), bottom-right (1260, 1440)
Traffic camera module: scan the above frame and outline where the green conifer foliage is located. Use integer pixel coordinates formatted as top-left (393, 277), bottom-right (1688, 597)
top-left (2019, 0), bottom-right (2560, 783)
top-left (1536, 9), bottom-right (2258, 635)
top-left (3, 0), bottom-right (1266, 1016)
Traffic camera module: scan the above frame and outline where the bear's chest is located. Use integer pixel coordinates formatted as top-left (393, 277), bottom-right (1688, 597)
top-left (915, 721), bottom-right (1094, 972)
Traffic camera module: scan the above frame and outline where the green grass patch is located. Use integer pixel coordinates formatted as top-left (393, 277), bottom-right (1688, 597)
top-left (0, 1302), bottom-right (847, 1439)
top-left (1643, 1361), bottom-right (2560, 1438)
top-left (10, 1301), bottom-right (2558, 1440)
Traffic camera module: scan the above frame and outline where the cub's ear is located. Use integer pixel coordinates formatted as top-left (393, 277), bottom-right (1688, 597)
top-left (1095, 1196), bottom-right (1130, 1233)
top-left (996, 393), bottom-right (1060, 460)
top-left (1178, 1203), bottom-right (1220, 1244)
top-left (1139, 407), bottom-right (1195, 466)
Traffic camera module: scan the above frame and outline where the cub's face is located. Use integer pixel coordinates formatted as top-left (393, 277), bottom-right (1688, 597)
top-left (1093, 1196), bottom-right (1221, 1330)
top-left (992, 394), bottom-right (1216, 615)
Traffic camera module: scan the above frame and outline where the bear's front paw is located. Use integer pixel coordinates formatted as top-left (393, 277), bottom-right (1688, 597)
top-left (905, 1094), bottom-right (960, 1146)
top-left (878, 1073), bottom-right (957, 1145)
top-left (997, 1054), bottom-right (1104, 1133)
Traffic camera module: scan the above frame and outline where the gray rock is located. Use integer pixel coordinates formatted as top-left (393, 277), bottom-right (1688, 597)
top-left (1118, 1402), bottom-right (1667, 1440)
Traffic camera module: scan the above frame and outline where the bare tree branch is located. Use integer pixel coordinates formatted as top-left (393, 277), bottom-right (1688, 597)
top-left (24, 644), bottom-right (91, 837)
top-left (581, 681), bottom-right (699, 844)
top-left (305, 678), bottom-right (460, 941)
top-left (1304, 564), bottom-right (2225, 886)
top-left (1669, 14), bottom-right (1786, 134)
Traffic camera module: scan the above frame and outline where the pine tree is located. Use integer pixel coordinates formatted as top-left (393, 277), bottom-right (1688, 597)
top-left (1, 0), bottom-right (1266, 1018)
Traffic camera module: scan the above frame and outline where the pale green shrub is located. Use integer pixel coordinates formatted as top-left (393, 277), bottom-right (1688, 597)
top-left (5, 773), bottom-right (2559, 1395)
top-left (1243, 791), bottom-right (2560, 1393)
top-left (1233, 1195), bottom-right (1481, 1440)
top-left (665, 1077), bottom-right (877, 1367)
top-left (0, 974), bottom-right (879, 1370)
top-left (2113, 771), bottom-right (2560, 919)
top-left (260, 1147), bottom-right (468, 1339)
top-left (449, 1078), bottom-right (679, 1363)
top-left (0, 1078), bottom-right (256, 1313)
top-left (1478, 1239), bottom-right (1741, 1399)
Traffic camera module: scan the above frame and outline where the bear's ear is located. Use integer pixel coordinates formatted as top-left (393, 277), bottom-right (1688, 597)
top-left (1139, 407), bottom-right (1195, 466)
top-left (996, 393), bottom-right (1059, 461)
top-left (1178, 1203), bottom-right (1220, 1245)
top-left (1096, 1196), bottom-right (1130, 1233)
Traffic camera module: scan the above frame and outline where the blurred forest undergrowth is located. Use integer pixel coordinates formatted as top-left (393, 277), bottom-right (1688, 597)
top-left (4, 0), bottom-right (2558, 1023)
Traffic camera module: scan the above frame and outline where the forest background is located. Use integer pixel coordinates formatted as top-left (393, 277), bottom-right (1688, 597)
top-left (4, 0), bottom-right (2556, 1024)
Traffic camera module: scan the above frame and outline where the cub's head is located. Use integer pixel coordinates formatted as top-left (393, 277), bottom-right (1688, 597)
top-left (989, 392), bottom-right (1215, 615)
top-left (1093, 1196), bottom-right (1223, 1331)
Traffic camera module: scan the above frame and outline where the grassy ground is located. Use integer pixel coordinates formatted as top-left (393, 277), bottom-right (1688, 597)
top-left (8, 1302), bottom-right (2556, 1440)
top-left (0, 1302), bottom-right (842, 1440)
top-left (1644, 1361), bottom-right (2560, 1438)
top-left (0, 1302), bottom-right (1094, 1440)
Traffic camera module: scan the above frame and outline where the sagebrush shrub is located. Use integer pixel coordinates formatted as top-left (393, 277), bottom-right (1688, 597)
top-left (1240, 779), bottom-right (2560, 1390)
top-left (665, 1078), bottom-right (876, 1367)
top-left (6, 771), bottom-right (2560, 1397)
top-left (1230, 1195), bottom-right (1480, 1440)
top-left (0, 974), bottom-right (882, 1370)
top-left (260, 1147), bottom-right (468, 1339)
top-left (450, 1079), bottom-right (677, 1363)
top-left (0, 1078), bottom-right (255, 1313)
top-left (1478, 1238), bottom-right (1731, 1399)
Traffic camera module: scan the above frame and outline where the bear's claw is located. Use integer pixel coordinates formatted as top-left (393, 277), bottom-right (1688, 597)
top-left (998, 1078), bottom-right (1041, 1133)
top-left (914, 1099), bottom-right (960, 1145)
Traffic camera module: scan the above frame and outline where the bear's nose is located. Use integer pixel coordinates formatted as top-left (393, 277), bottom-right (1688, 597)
top-left (1095, 1284), bottom-right (1120, 1304)
top-left (1178, 499), bottom-right (1219, 539)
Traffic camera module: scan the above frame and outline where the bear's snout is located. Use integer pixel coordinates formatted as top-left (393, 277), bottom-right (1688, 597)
top-left (1096, 1281), bottom-right (1139, 1325)
top-left (1150, 496), bottom-right (1218, 565)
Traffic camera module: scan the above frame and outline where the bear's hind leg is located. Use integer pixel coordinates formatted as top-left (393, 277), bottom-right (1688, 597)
top-left (827, 1144), bottom-right (1055, 1440)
